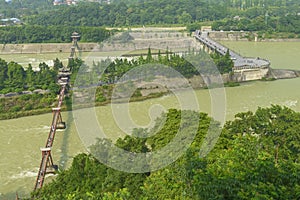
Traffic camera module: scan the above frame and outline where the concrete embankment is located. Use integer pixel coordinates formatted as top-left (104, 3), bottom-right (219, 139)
top-left (0, 31), bottom-right (194, 54)
top-left (0, 43), bottom-right (97, 54)
top-left (208, 31), bottom-right (250, 41)
top-left (271, 69), bottom-right (299, 79)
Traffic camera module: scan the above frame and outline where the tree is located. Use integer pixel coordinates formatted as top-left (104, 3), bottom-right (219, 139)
top-left (53, 58), bottom-right (63, 72)
top-left (6, 61), bottom-right (25, 89)
top-left (211, 50), bottom-right (234, 74)
top-left (146, 47), bottom-right (153, 63)
top-left (25, 64), bottom-right (35, 89)
top-left (32, 106), bottom-right (300, 199)
top-left (0, 58), bottom-right (8, 90)
top-left (178, 11), bottom-right (193, 24)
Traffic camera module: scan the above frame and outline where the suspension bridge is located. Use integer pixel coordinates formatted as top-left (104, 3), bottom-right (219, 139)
top-left (33, 32), bottom-right (80, 191)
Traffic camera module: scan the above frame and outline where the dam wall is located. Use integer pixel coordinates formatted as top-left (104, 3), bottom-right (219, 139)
top-left (232, 68), bottom-right (270, 82)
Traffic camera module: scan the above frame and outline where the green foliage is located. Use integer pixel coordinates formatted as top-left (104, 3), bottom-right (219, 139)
top-left (0, 51), bottom-right (216, 119)
top-left (99, 49), bottom-right (203, 85)
top-left (1, 0), bottom-right (300, 38)
top-left (22, 0), bottom-right (299, 27)
top-left (225, 81), bottom-right (240, 87)
top-left (212, 14), bottom-right (300, 35)
top-left (0, 57), bottom-right (85, 119)
top-left (0, 93), bottom-right (59, 120)
top-left (102, 188), bottom-right (131, 200)
top-left (0, 0), bottom-right (53, 20)
top-left (0, 26), bottom-right (111, 44)
top-left (210, 50), bottom-right (234, 74)
top-left (0, 58), bottom-right (60, 94)
top-left (32, 106), bottom-right (300, 199)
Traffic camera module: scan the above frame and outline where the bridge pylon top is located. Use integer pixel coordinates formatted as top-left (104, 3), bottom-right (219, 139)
top-left (71, 32), bottom-right (80, 39)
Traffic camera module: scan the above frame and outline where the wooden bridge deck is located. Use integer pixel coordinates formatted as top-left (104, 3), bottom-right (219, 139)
top-left (34, 80), bottom-right (68, 190)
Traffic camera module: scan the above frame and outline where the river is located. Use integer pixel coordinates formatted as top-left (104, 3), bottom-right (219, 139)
top-left (0, 41), bottom-right (300, 199)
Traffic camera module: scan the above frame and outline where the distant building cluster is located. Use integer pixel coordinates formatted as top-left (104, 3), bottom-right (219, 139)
top-left (53, 0), bottom-right (110, 6)
top-left (53, 0), bottom-right (78, 6)
top-left (0, 17), bottom-right (21, 26)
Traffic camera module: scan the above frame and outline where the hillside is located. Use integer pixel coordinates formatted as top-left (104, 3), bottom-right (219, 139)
top-left (31, 106), bottom-right (300, 199)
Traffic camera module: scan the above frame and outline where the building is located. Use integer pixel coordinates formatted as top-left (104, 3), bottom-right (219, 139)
top-left (0, 18), bottom-right (22, 26)
top-left (201, 26), bottom-right (212, 32)
top-left (53, 0), bottom-right (78, 6)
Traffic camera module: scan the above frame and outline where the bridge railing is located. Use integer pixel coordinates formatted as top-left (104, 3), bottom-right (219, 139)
top-left (195, 30), bottom-right (271, 70)
top-left (34, 76), bottom-right (69, 191)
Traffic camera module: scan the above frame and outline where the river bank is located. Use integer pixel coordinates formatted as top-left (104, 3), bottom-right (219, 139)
top-left (0, 30), bottom-right (299, 55)
top-left (1, 68), bottom-right (298, 121)
top-left (1, 39), bottom-right (300, 198)
top-left (0, 31), bottom-right (299, 121)
top-left (0, 84), bottom-right (168, 120)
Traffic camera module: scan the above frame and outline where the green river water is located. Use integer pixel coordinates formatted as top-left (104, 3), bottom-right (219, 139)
top-left (0, 41), bottom-right (300, 199)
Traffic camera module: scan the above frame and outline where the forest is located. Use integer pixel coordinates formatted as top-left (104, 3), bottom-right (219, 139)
top-left (2, 0), bottom-right (299, 24)
top-left (0, 26), bottom-right (111, 43)
top-left (24, 0), bottom-right (300, 34)
top-left (0, 0), bottom-right (300, 43)
top-left (98, 48), bottom-right (233, 84)
top-left (0, 58), bottom-right (60, 94)
top-left (30, 105), bottom-right (300, 199)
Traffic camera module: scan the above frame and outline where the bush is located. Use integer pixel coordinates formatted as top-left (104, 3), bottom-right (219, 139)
top-left (10, 105), bottom-right (22, 112)
top-left (24, 104), bottom-right (33, 111)
top-left (19, 94), bottom-right (31, 101)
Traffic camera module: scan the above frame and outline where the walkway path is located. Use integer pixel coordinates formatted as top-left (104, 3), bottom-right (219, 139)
top-left (33, 77), bottom-right (68, 190)
top-left (195, 30), bottom-right (270, 70)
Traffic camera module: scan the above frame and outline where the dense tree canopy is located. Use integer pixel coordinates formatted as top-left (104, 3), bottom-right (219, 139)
top-left (212, 14), bottom-right (300, 34)
top-left (31, 105), bottom-right (300, 199)
top-left (0, 57), bottom-right (83, 119)
top-left (0, 0), bottom-right (299, 44)
top-left (0, 0), bottom-right (53, 19)
top-left (0, 26), bottom-right (111, 43)
top-left (20, 0), bottom-right (300, 35)
top-left (0, 58), bottom-right (58, 93)
top-left (96, 48), bottom-right (232, 85)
